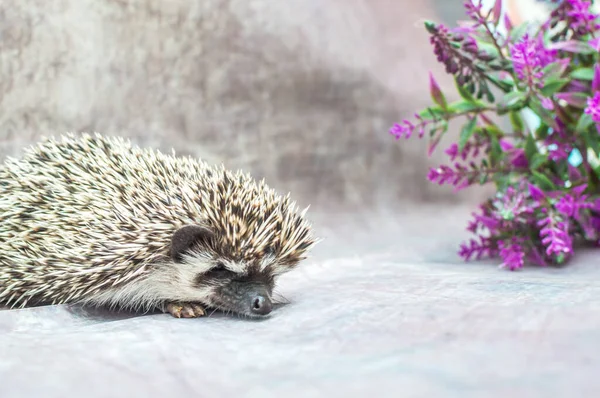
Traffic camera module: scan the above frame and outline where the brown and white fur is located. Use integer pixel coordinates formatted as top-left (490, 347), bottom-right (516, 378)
top-left (0, 133), bottom-right (316, 318)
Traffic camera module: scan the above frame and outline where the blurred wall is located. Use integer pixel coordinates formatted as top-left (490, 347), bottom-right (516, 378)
top-left (0, 0), bottom-right (491, 214)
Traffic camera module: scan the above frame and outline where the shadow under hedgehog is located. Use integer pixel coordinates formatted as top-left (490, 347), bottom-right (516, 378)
top-left (0, 133), bottom-right (316, 319)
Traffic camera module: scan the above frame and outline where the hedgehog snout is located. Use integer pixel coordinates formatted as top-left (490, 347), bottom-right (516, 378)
top-left (250, 293), bottom-right (272, 316)
top-left (216, 280), bottom-right (274, 317)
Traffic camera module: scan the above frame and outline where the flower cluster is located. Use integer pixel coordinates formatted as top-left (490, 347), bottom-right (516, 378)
top-left (509, 33), bottom-right (556, 89)
top-left (389, 0), bottom-right (600, 270)
top-left (551, 0), bottom-right (600, 36)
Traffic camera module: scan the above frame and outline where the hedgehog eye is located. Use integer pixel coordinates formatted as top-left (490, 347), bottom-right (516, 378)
top-left (213, 262), bottom-right (226, 272)
top-left (206, 261), bottom-right (232, 278)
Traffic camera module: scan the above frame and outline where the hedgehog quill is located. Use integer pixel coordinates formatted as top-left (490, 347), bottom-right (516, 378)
top-left (0, 133), bottom-right (316, 318)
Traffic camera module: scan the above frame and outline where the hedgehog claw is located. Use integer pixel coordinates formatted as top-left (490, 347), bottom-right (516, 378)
top-left (166, 302), bottom-right (206, 318)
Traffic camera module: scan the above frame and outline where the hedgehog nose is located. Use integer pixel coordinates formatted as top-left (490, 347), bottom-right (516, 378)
top-left (250, 294), bottom-right (272, 316)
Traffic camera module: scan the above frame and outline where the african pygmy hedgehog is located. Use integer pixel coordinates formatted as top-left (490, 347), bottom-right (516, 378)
top-left (0, 133), bottom-right (316, 318)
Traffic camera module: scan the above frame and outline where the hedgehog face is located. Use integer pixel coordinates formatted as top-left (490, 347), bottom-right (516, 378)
top-left (170, 224), bottom-right (279, 318)
top-left (192, 260), bottom-right (276, 318)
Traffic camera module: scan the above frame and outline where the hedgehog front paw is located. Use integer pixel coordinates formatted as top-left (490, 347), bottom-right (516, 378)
top-left (165, 302), bottom-right (206, 318)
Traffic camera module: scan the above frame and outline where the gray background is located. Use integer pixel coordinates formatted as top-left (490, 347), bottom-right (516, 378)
top-left (1, 1), bottom-right (599, 397)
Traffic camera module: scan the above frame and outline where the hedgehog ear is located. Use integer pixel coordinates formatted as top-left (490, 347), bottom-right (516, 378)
top-left (170, 225), bottom-right (214, 262)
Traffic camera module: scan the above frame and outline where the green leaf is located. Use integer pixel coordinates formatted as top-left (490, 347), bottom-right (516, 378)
top-left (486, 75), bottom-right (514, 93)
top-left (427, 133), bottom-right (443, 156)
top-left (494, 174), bottom-right (512, 191)
top-left (448, 100), bottom-right (485, 113)
top-left (501, 91), bottom-right (527, 109)
top-left (417, 106), bottom-right (445, 121)
top-left (509, 110), bottom-right (524, 133)
top-left (458, 116), bottom-right (478, 152)
top-left (548, 40), bottom-right (595, 54)
top-left (571, 68), bottom-right (595, 81)
top-left (509, 23), bottom-right (529, 43)
top-left (576, 113), bottom-right (594, 134)
top-left (429, 72), bottom-right (448, 111)
top-left (531, 171), bottom-right (556, 191)
top-left (535, 123), bottom-right (550, 140)
top-left (455, 78), bottom-right (475, 102)
top-left (479, 173), bottom-right (490, 185)
top-left (481, 124), bottom-right (504, 138)
top-left (477, 41), bottom-right (500, 59)
top-left (581, 128), bottom-right (600, 155)
top-left (437, 120), bottom-right (450, 136)
top-left (524, 132), bottom-right (537, 161)
top-left (540, 78), bottom-right (569, 97)
top-left (555, 92), bottom-right (589, 108)
top-left (542, 60), bottom-right (569, 79)
top-left (423, 20), bottom-right (437, 34)
top-left (529, 153), bottom-right (547, 170)
top-left (528, 98), bottom-right (556, 128)
top-left (491, 0), bottom-right (503, 26)
top-left (489, 135), bottom-right (503, 166)
top-left (467, 82), bottom-right (476, 95)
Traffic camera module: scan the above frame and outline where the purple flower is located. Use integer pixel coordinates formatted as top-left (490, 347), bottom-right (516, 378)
top-left (591, 216), bottom-right (600, 233)
top-left (538, 215), bottom-right (573, 257)
top-left (467, 204), bottom-right (501, 233)
top-left (589, 37), bottom-right (600, 52)
top-left (444, 143), bottom-right (462, 161)
top-left (427, 161), bottom-right (486, 191)
top-left (509, 149), bottom-right (529, 168)
top-left (527, 245), bottom-right (549, 268)
top-left (555, 185), bottom-right (592, 221)
top-left (499, 138), bottom-right (529, 168)
top-left (546, 137), bottom-right (570, 162)
top-left (499, 138), bottom-right (514, 151)
top-left (541, 97), bottom-right (555, 110)
top-left (566, 0), bottom-right (599, 33)
top-left (391, 0), bottom-right (600, 271)
top-left (427, 164), bottom-right (469, 189)
top-left (555, 194), bottom-right (576, 217)
top-left (509, 34), bottom-right (552, 89)
top-left (592, 64), bottom-right (600, 93)
top-left (426, 20), bottom-right (496, 88)
top-left (445, 138), bottom-right (487, 162)
top-left (568, 164), bottom-right (583, 182)
top-left (464, 0), bottom-right (486, 26)
top-left (528, 183), bottom-right (546, 202)
top-left (389, 120), bottom-right (415, 140)
top-left (547, 143), bottom-right (572, 161)
top-left (584, 92), bottom-right (600, 124)
top-left (535, 33), bottom-right (558, 66)
top-left (429, 24), bottom-right (460, 74)
top-left (389, 112), bottom-right (432, 139)
top-left (459, 236), bottom-right (497, 261)
top-left (498, 238), bottom-right (525, 270)
top-left (545, 121), bottom-right (574, 161)
top-left (492, 183), bottom-right (537, 223)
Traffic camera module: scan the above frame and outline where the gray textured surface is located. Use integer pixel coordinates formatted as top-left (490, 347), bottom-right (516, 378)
top-left (2, 205), bottom-right (600, 398)
top-left (1, 1), bottom-right (599, 397)
top-left (0, 0), bottom-right (493, 210)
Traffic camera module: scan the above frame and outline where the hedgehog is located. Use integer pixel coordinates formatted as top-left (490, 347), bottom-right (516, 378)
top-left (0, 133), bottom-right (316, 319)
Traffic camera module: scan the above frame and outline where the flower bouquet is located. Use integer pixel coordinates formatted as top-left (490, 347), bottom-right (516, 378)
top-left (390, 0), bottom-right (600, 270)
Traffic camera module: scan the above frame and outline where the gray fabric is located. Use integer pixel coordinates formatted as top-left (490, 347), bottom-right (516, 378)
top-left (1, 1), bottom-right (598, 397)
top-left (3, 206), bottom-right (600, 397)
